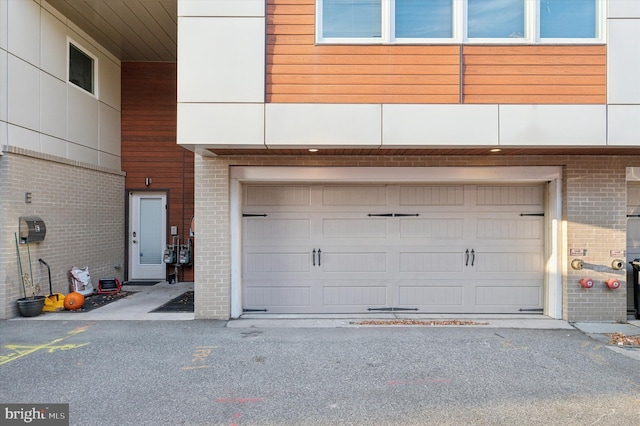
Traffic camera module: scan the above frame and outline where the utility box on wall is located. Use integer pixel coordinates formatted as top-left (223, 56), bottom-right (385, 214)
top-left (19, 216), bottom-right (46, 243)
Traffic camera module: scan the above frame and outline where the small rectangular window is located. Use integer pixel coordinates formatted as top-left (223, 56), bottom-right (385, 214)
top-left (395, 0), bottom-right (453, 39)
top-left (540, 0), bottom-right (597, 39)
top-left (69, 42), bottom-right (95, 95)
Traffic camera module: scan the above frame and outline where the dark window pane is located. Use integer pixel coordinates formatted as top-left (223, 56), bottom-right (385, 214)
top-left (69, 44), bottom-right (94, 94)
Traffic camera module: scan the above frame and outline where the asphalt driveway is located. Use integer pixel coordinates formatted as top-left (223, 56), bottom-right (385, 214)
top-left (2, 320), bottom-right (640, 425)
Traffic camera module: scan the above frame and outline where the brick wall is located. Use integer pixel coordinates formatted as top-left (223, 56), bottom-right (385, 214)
top-left (194, 154), bottom-right (638, 322)
top-left (0, 148), bottom-right (125, 318)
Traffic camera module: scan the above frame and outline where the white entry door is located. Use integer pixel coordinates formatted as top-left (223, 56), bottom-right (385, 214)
top-left (129, 191), bottom-right (167, 280)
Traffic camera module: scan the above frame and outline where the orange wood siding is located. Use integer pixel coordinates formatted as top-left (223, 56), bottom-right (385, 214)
top-left (266, 0), bottom-right (461, 104)
top-left (121, 62), bottom-right (194, 281)
top-left (462, 45), bottom-right (606, 104)
top-left (266, 0), bottom-right (606, 104)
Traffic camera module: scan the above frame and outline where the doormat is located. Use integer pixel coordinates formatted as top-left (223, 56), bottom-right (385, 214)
top-left (123, 281), bottom-right (160, 286)
top-left (67, 291), bottom-right (137, 313)
top-left (150, 291), bottom-right (194, 313)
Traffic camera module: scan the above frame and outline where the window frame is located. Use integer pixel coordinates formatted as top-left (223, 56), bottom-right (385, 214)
top-left (67, 37), bottom-right (99, 98)
top-left (315, 0), bottom-right (606, 45)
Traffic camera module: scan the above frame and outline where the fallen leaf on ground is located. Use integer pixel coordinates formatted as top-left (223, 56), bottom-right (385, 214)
top-left (350, 319), bottom-right (489, 326)
top-left (607, 332), bottom-right (640, 345)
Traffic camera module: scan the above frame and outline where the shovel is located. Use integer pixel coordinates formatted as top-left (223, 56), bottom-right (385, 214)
top-left (39, 259), bottom-right (65, 312)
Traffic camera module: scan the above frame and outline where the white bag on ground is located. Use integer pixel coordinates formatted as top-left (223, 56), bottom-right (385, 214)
top-left (69, 266), bottom-right (95, 296)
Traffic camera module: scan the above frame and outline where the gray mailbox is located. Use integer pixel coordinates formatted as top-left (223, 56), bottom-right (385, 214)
top-left (19, 216), bottom-right (46, 243)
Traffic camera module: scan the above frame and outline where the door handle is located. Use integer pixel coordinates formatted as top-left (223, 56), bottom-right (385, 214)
top-left (471, 249), bottom-right (475, 266)
top-left (132, 240), bottom-right (137, 244)
top-left (312, 249), bottom-right (316, 266)
top-left (465, 249), bottom-right (469, 266)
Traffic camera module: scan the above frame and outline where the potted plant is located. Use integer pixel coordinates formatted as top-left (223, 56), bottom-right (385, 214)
top-left (15, 234), bottom-right (45, 317)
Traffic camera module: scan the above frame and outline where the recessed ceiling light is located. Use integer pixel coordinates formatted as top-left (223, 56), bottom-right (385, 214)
top-left (308, 148), bottom-right (319, 153)
top-left (490, 148), bottom-right (501, 153)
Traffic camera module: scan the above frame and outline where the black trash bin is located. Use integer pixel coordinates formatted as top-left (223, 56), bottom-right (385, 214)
top-left (630, 259), bottom-right (640, 320)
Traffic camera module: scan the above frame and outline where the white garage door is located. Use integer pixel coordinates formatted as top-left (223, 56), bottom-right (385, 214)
top-left (242, 184), bottom-right (545, 314)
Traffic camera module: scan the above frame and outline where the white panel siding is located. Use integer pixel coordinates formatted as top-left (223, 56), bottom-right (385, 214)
top-left (40, 134), bottom-right (68, 158)
top-left (40, 7), bottom-right (67, 81)
top-left (8, 124), bottom-right (39, 152)
top-left (0, 0), bottom-right (7, 50)
top-left (99, 55), bottom-right (122, 111)
top-left (7, 56), bottom-right (39, 131)
top-left (178, 0), bottom-right (265, 17)
top-left (608, 1), bottom-right (640, 18)
top-left (383, 104), bottom-right (499, 147)
top-left (608, 19), bottom-right (640, 104)
top-left (0, 49), bottom-right (7, 122)
top-left (40, 72), bottom-right (67, 140)
top-left (177, 103), bottom-right (265, 147)
top-left (7, 0), bottom-right (40, 66)
top-left (265, 104), bottom-right (382, 148)
top-left (499, 105), bottom-right (606, 146)
top-left (177, 17), bottom-right (265, 103)
top-left (67, 87), bottom-right (99, 148)
top-left (608, 105), bottom-right (640, 146)
top-left (99, 103), bottom-right (121, 156)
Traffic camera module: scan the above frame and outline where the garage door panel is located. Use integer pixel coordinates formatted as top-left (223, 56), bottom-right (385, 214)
top-left (399, 185), bottom-right (464, 206)
top-left (323, 284), bottom-right (387, 306)
top-left (245, 285), bottom-right (311, 308)
top-left (398, 284), bottom-right (464, 307)
top-left (323, 186), bottom-right (388, 206)
top-left (245, 252), bottom-right (311, 273)
top-left (242, 183), bottom-right (545, 314)
top-left (399, 218), bottom-right (464, 239)
top-left (322, 252), bottom-right (388, 273)
top-left (245, 185), bottom-right (311, 207)
top-left (476, 185), bottom-right (544, 206)
top-left (476, 218), bottom-right (543, 240)
top-left (323, 218), bottom-right (387, 239)
top-left (475, 251), bottom-right (544, 273)
top-left (475, 284), bottom-right (542, 307)
top-left (245, 218), bottom-right (311, 241)
top-left (399, 252), bottom-right (464, 273)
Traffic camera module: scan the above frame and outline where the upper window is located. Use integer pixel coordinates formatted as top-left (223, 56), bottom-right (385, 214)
top-left (68, 40), bottom-right (97, 95)
top-left (316, 0), bottom-right (604, 44)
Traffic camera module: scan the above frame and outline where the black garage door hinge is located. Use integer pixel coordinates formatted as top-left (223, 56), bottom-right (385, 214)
top-left (519, 213), bottom-right (544, 217)
top-left (243, 309), bottom-right (268, 312)
top-left (242, 214), bottom-right (268, 217)
top-left (368, 307), bottom-right (419, 312)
